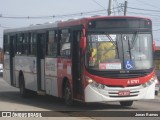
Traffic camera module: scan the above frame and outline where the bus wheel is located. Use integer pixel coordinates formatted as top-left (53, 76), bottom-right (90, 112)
top-left (64, 81), bottom-right (73, 105)
top-left (19, 75), bottom-right (28, 97)
top-left (120, 101), bottom-right (133, 107)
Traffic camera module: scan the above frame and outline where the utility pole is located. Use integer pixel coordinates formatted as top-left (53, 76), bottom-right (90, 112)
top-left (124, 1), bottom-right (128, 16)
top-left (108, 0), bottom-right (112, 16)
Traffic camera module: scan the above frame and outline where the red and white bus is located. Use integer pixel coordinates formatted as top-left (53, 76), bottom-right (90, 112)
top-left (3, 16), bottom-right (156, 106)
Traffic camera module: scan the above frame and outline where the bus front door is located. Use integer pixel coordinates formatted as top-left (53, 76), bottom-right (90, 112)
top-left (72, 30), bottom-right (83, 99)
top-left (10, 35), bottom-right (16, 87)
top-left (37, 33), bottom-right (46, 91)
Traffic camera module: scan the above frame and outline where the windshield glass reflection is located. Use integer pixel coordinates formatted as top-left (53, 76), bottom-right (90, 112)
top-left (85, 33), bottom-right (153, 71)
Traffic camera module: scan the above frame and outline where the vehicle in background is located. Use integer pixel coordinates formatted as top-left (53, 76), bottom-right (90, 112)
top-left (154, 47), bottom-right (160, 95)
top-left (0, 49), bottom-right (3, 77)
top-left (155, 82), bottom-right (160, 95)
top-left (0, 63), bottom-right (3, 76)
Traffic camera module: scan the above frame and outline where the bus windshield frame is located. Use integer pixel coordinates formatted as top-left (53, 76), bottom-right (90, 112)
top-left (85, 18), bottom-right (153, 77)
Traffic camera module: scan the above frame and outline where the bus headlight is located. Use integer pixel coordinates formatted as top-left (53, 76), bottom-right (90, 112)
top-left (142, 75), bottom-right (157, 88)
top-left (85, 76), bottom-right (93, 84)
top-left (85, 76), bottom-right (105, 89)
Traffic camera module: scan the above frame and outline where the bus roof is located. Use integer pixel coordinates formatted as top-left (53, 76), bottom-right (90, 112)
top-left (4, 16), bottom-right (151, 34)
top-left (4, 22), bottom-right (58, 34)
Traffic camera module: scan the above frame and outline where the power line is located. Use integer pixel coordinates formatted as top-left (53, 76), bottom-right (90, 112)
top-left (0, 25), bottom-right (11, 29)
top-left (56, 9), bottom-right (106, 17)
top-left (0, 9), bottom-right (108, 20)
top-left (113, 0), bottom-right (121, 15)
top-left (0, 9), bottom-right (120, 29)
top-left (128, 7), bottom-right (160, 12)
top-left (128, 11), bottom-right (160, 17)
top-left (0, 7), bottom-right (121, 20)
top-left (91, 0), bottom-right (107, 10)
top-left (2, 6), bottom-right (160, 29)
top-left (135, 0), bottom-right (158, 8)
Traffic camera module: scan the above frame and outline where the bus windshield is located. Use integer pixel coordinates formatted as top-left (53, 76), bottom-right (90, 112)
top-left (85, 33), bottom-right (153, 71)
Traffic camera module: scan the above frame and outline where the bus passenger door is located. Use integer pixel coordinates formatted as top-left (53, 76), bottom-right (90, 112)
top-left (10, 35), bottom-right (16, 86)
top-left (37, 33), bottom-right (46, 91)
top-left (72, 30), bottom-right (83, 98)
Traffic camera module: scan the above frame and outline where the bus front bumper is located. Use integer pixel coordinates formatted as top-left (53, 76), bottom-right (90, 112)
top-left (84, 82), bottom-right (155, 102)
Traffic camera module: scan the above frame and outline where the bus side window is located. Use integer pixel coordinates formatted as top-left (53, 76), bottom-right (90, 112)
top-left (16, 34), bottom-right (23, 55)
top-left (30, 33), bottom-right (37, 55)
top-left (47, 31), bottom-right (57, 57)
top-left (4, 35), bottom-right (10, 55)
top-left (60, 29), bottom-right (71, 57)
top-left (23, 33), bottom-right (30, 55)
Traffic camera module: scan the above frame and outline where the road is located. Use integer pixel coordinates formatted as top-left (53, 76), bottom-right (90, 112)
top-left (0, 77), bottom-right (160, 120)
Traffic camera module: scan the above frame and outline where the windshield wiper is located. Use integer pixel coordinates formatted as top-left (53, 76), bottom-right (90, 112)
top-left (127, 38), bottom-right (132, 60)
top-left (106, 34), bottom-right (119, 58)
top-left (130, 32), bottom-right (138, 49)
top-left (127, 32), bottom-right (138, 60)
top-left (106, 34), bottom-right (116, 47)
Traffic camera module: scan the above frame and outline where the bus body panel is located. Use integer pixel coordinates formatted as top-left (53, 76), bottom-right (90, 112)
top-left (84, 70), bottom-right (155, 87)
top-left (57, 58), bottom-right (72, 98)
top-left (3, 55), bottom-right (11, 85)
top-left (84, 82), bottom-right (155, 102)
top-left (41, 59), bottom-right (45, 90)
top-left (15, 56), bottom-right (37, 91)
top-left (45, 76), bottom-right (58, 96)
top-left (3, 55), bottom-right (16, 87)
top-left (84, 70), bottom-right (156, 102)
top-left (45, 58), bottom-right (58, 96)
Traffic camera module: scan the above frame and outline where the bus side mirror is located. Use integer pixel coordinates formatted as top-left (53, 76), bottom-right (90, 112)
top-left (80, 37), bottom-right (86, 49)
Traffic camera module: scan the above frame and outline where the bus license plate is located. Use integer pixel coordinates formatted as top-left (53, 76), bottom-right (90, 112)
top-left (118, 91), bottom-right (130, 96)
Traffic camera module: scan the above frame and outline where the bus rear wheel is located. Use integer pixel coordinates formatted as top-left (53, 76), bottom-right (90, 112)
top-left (19, 75), bottom-right (28, 97)
top-left (64, 81), bottom-right (73, 105)
top-left (120, 101), bottom-right (133, 107)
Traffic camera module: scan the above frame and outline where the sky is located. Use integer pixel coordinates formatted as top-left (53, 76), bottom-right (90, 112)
top-left (1, 0), bottom-right (160, 47)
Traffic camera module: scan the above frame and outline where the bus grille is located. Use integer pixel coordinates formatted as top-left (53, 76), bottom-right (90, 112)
top-left (104, 73), bottom-right (149, 78)
top-left (108, 91), bottom-right (139, 98)
top-left (106, 84), bottom-right (141, 88)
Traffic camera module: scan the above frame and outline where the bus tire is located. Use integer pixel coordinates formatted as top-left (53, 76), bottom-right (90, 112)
top-left (120, 101), bottom-right (133, 107)
top-left (19, 75), bottom-right (28, 97)
top-left (64, 81), bottom-right (73, 105)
